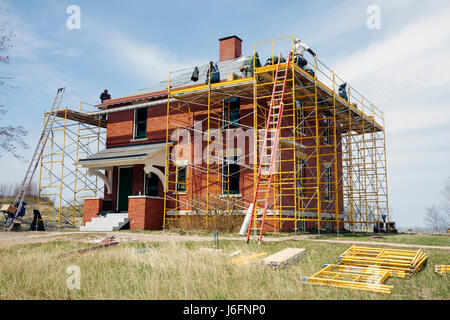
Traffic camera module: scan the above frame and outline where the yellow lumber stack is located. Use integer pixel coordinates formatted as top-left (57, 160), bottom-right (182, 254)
top-left (338, 245), bottom-right (427, 276)
top-left (302, 245), bottom-right (428, 294)
top-left (435, 265), bottom-right (450, 275)
top-left (228, 253), bottom-right (268, 266)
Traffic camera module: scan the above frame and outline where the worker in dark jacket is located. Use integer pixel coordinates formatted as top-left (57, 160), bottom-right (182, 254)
top-left (338, 82), bottom-right (348, 101)
top-left (205, 61), bottom-right (220, 84)
top-left (100, 89), bottom-right (111, 103)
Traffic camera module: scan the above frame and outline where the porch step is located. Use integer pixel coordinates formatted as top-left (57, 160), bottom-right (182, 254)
top-left (80, 213), bottom-right (129, 232)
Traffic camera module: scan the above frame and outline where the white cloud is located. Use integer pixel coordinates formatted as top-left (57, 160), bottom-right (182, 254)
top-left (100, 32), bottom-right (205, 84)
top-left (333, 6), bottom-right (450, 82)
top-left (386, 105), bottom-right (450, 135)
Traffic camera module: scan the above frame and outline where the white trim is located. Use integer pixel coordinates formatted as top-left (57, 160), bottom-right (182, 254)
top-left (129, 195), bottom-right (164, 200)
top-left (144, 163), bottom-right (167, 192)
top-left (130, 137), bottom-right (148, 143)
top-left (89, 98), bottom-right (177, 115)
top-left (87, 168), bottom-right (113, 195)
top-left (219, 194), bottom-right (242, 198)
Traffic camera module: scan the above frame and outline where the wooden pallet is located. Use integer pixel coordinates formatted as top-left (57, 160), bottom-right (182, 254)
top-left (261, 248), bottom-right (307, 269)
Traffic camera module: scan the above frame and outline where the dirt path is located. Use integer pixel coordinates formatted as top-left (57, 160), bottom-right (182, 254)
top-left (1, 231), bottom-right (449, 251)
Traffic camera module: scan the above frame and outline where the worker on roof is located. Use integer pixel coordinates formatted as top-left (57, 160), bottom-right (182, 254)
top-left (293, 38), bottom-right (316, 75)
top-left (338, 82), bottom-right (348, 101)
top-left (264, 55), bottom-right (286, 66)
top-left (100, 89), bottom-right (111, 103)
top-left (205, 61), bottom-right (220, 84)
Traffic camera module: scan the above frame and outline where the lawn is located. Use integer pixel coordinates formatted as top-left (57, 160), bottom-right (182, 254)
top-left (309, 233), bottom-right (450, 247)
top-left (0, 234), bottom-right (448, 300)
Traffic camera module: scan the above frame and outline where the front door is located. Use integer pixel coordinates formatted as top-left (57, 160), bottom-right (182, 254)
top-left (118, 167), bottom-right (133, 212)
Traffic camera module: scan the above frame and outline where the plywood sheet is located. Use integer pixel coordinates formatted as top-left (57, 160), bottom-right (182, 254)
top-left (261, 248), bottom-right (306, 268)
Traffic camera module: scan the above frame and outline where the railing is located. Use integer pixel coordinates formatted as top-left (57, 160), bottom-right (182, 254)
top-left (163, 35), bottom-right (384, 128)
top-left (253, 35), bottom-right (384, 128)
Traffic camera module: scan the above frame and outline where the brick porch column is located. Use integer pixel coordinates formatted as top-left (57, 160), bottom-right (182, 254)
top-left (83, 198), bottom-right (104, 225)
top-left (128, 196), bottom-right (164, 230)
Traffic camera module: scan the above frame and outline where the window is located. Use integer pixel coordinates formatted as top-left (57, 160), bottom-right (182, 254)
top-left (145, 173), bottom-right (159, 197)
top-left (177, 167), bottom-right (187, 192)
top-left (223, 156), bottom-right (240, 195)
top-left (134, 108), bottom-right (147, 139)
top-left (324, 166), bottom-right (332, 201)
top-left (223, 97), bottom-right (240, 129)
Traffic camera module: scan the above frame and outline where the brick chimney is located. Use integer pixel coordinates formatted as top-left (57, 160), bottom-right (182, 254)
top-left (219, 35), bottom-right (242, 61)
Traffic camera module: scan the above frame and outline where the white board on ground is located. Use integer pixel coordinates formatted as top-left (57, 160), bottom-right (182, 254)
top-left (261, 248), bottom-right (307, 268)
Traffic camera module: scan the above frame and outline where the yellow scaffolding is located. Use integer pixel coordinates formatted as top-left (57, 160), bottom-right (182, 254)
top-left (37, 103), bottom-right (106, 228)
top-left (302, 264), bottom-right (393, 294)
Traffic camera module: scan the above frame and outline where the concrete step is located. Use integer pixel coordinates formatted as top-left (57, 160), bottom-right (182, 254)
top-left (80, 213), bottom-right (129, 232)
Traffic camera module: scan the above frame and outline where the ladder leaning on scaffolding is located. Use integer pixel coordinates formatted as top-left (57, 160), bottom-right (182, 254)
top-left (3, 88), bottom-right (66, 232)
top-left (246, 52), bottom-right (291, 245)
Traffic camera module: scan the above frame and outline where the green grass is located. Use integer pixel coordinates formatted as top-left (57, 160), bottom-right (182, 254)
top-left (311, 233), bottom-right (450, 246)
top-left (0, 236), bottom-right (448, 300)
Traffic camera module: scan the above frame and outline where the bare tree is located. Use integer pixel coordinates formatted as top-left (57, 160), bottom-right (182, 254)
top-left (424, 205), bottom-right (446, 232)
top-left (441, 177), bottom-right (450, 220)
top-left (0, 2), bottom-right (28, 159)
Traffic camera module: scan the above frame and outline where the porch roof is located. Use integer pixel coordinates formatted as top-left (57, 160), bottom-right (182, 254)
top-left (76, 142), bottom-right (168, 169)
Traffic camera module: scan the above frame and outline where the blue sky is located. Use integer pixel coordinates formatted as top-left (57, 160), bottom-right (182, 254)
top-left (1, 0), bottom-right (450, 228)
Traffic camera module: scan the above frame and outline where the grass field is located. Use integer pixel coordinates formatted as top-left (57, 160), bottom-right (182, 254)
top-left (0, 233), bottom-right (449, 300)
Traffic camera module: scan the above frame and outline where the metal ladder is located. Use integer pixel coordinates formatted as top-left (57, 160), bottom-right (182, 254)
top-left (247, 53), bottom-right (291, 244)
top-left (4, 88), bottom-right (66, 232)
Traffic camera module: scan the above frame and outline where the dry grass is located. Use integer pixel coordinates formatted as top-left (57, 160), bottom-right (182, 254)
top-left (0, 237), bottom-right (448, 300)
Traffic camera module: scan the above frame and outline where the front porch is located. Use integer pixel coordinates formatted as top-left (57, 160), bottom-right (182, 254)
top-left (83, 196), bottom-right (164, 230)
top-left (77, 142), bottom-right (167, 230)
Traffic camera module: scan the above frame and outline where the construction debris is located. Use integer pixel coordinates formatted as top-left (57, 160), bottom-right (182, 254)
top-left (301, 264), bottom-right (394, 294)
top-left (228, 252), bottom-right (268, 266)
top-left (59, 236), bottom-right (119, 258)
top-left (435, 265), bottom-right (450, 275)
top-left (88, 235), bottom-right (118, 244)
top-left (338, 245), bottom-right (427, 276)
top-left (302, 245), bottom-right (428, 294)
top-left (261, 248), bottom-right (306, 269)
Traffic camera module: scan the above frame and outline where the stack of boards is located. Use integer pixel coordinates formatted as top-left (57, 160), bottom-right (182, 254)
top-left (228, 248), bottom-right (306, 268)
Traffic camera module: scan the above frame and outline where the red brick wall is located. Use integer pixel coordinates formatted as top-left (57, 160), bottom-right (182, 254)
top-left (106, 104), bottom-right (167, 148)
top-left (103, 83), bottom-right (346, 231)
top-left (83, 198), bottom-right (103, 224)
top-left (128, 196), bottom-right (164, 230)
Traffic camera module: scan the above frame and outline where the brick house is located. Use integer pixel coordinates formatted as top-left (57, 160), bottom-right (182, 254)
top-left (79, 35), bottom-right (385, 233)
